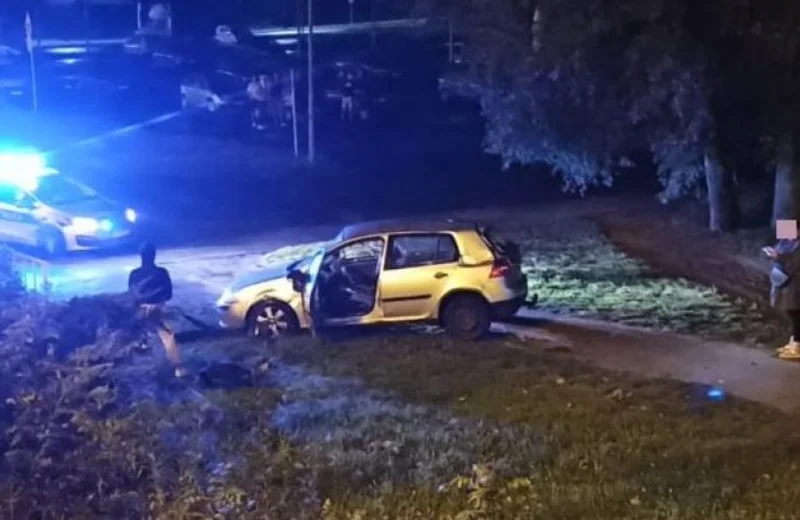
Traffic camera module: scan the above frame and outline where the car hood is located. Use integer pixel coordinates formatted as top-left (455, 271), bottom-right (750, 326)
top-left (230, 262), bottom-right (294, 293)
top-left (54, 197), bottom-right (118, 216)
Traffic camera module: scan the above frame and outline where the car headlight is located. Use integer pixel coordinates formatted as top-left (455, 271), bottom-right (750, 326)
top-left (125, 208), bottom-right (137, 223)
top-left (71, 217), bottom-right (99, 234)
top-left (216, 288), bottom-right (238, 307)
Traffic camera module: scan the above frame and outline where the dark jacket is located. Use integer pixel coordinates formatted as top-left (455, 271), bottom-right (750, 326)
top-left (128, 264), bottom-right (173, 305)
top-left (770, 239), bottom-right (800, 311)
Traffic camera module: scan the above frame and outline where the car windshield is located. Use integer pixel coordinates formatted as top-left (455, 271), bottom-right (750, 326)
top-left (286, 246), bottom-right (328, 272)
top-left (287, 255), bottom-right (313, 272)
top-left (33, 175), bottom-right (95, 206)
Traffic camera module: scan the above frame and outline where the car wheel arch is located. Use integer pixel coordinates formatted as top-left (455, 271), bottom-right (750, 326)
top-left (36, 225), bottom-right (66, 257)
top-left (437, 289), bottom-right (489, 320)
top-left (245, 297), bottom-right (296, 322)
top-left (245, 298), bottom-right (301, 337)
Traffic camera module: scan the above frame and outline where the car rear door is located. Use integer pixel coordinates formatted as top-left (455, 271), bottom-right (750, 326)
top-left (379, 233), bottom-right (460, 321)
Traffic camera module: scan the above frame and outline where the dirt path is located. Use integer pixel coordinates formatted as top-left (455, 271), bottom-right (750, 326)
top-left (500, 309), bottom-right (800, 414)
top-left (593, 209), bottom-right (771, 308)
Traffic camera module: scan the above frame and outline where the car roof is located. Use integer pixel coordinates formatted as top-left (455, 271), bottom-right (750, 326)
top-left (336, 218), bottom-right (477, 241)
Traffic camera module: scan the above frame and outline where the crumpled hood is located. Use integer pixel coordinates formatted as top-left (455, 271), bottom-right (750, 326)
top-left (230, 262), bottom-right (293, 293)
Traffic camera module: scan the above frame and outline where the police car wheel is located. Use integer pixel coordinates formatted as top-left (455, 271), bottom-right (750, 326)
top-left (38, 228), bottom-right (66, 257)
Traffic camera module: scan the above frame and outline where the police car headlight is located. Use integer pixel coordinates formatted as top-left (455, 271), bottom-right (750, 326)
top-left (125, 208), bottom-right (137, 223)
top-left (71, 217), bottom-right (99, 234)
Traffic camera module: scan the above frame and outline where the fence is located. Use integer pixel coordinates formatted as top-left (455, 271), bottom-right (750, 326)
top-left (6, 247), bottom-right (50, 293)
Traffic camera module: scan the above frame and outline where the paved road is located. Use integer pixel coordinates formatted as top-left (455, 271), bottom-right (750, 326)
top-left (500, 310), bottom-right (800, 414)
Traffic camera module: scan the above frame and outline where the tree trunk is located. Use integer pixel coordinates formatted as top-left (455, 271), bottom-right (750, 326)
top-left (704, 144), bottom-right (738, 231)
top-left (772, 132), bottom-right (800, 225)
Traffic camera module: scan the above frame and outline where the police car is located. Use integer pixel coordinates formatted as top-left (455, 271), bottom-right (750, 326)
top-left (0, 153), bottom-right (137, 256)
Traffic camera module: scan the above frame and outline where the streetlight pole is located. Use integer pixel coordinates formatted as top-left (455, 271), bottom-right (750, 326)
top-left (349, 0), bottom-right (355, 24)
top-left (307, 0), bottom-right (315, 163)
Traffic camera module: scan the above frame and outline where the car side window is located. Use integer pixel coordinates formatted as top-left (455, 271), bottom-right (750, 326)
top-left (386, 234), bottom-right (460, 270)
top-left (332, 237), bottom-right (385, 265)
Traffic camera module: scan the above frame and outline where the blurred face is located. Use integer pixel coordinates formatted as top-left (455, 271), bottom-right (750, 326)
top-left (777, 219), bottom-right (798, 240)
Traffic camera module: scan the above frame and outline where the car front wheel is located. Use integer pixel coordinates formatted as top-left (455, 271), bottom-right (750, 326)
top-left (247, 300), bottom-right (299, 339)
top-left (441, 294), bottom-right (491, 341)
top-left (37, 228), bottom-right (66, 258)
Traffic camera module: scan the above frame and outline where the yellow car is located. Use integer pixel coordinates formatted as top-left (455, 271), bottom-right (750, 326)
top-left (216, 219), bottom-right (534, 340)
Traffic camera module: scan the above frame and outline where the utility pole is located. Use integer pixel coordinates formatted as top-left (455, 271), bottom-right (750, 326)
top-left (349, 0), bottom-right (355, 24)
top-left (447, 16), bottom-right (454, 63)
top-left (83, 0), bottom-right (90, 47)
top-left (370, 0), bottom-right (376, 48)
top-left (307, 0), bottom-right (315, 163)
top-left (25, 12), bottom-right (37, 112)
top-left (290, 69), bottom-right (299, 159)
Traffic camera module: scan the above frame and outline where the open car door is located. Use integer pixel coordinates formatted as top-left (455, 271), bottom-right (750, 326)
top-left (301, 237), bottom-right (387, 329)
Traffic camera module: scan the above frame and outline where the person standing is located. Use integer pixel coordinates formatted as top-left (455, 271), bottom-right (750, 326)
top-left (766, 219), bottom-right (800, 360)
top-left (247, 75), bottom-right (268, 130)
top-left (128, 242), bottom-right (186, 378)
top-left (341, 72), bottom-right (355, 122)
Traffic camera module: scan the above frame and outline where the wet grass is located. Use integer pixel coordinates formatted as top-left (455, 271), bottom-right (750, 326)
top-left (260, 212), bottom-right (761, 343)
top-left (199, 333), bottom-right (800, 519)
top-left (7, 311), bottom-right (799, 518)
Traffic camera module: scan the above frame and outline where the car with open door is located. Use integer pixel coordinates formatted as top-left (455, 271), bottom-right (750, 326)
top-left (216, 219), bottom-right (534, 340)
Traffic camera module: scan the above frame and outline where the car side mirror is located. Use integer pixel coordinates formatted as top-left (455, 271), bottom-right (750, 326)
top-left (287, 269), bottom-right (310, 292)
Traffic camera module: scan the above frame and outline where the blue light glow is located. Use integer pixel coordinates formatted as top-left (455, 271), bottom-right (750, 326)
top-left (706, 387), bottom-right (725, 401)
top-left (0, 152), bottom-right (48, 191)
top-left (99, 219), bottom-right (113, 232)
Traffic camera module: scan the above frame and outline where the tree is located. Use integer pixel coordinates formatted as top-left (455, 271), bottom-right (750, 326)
top-left (415, 0), bottom-right (800, 230)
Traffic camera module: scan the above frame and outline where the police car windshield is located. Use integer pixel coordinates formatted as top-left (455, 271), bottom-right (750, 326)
top-left (33, 175), bottom-right (94, 205)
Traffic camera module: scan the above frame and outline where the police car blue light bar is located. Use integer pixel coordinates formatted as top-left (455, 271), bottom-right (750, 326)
top-left (0, 152), bottom-right (48, 191)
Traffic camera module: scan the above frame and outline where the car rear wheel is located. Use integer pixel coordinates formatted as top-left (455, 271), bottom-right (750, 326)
top-left (37, 228), bottom-right (66, 258)
top-left (247, 300), bottom-right (299, 339)
top-left (441, 294), bottom-right (491, 341)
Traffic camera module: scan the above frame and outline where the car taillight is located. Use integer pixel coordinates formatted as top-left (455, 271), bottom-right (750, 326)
top-left (490, 260), bottom-right (511, 278)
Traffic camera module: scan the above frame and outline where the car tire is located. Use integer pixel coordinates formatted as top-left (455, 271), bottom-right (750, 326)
top-left (441, 294), bottom-right (491, 341)
top-left (37, 228), bottom-right (66, 258)
top-left (247, 300), bottom-right (300, 339)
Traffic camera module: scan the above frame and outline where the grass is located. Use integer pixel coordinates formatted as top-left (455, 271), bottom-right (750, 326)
top-left (3, 290), bottom-right (797, 518)
top-left (185, 332), bottom-right (800, 519)
top-left (259, 212), bottom-right (764, 343)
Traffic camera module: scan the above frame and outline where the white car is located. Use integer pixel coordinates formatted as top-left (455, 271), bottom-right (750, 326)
top-left (0, 153), bottom-right (137, 256)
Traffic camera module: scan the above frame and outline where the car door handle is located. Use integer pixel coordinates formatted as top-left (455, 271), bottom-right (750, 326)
top-left (434, 272), bottom-right (449, 279)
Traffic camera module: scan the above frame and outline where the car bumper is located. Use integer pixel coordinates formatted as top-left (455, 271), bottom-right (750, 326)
top-left (492, 296), bottom-right (527, 320)
top-left (491, 282), bottom-right (536, 321)
top-left (216, 301), bottom-right (249, 330)
top-left (64, 229), bottom-right (135, 252)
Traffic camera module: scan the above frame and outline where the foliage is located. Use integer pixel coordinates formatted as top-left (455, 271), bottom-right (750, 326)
top-left (419, 0), bottom-right (800, 212)
top-left (0, 247), bottom-right (27, 304)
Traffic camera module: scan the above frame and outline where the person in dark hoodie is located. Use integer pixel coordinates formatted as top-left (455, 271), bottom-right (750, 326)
top-left (128, 242), bottom-right (186, 377)
top-left (765, 219), bottom-right (800, 360)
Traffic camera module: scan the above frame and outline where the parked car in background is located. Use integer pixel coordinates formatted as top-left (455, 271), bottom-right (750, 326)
top-left (217, 219), bottom-right (534, 340)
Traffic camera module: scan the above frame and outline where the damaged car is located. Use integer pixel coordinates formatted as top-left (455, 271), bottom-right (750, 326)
top-left (216, 219), bottom-right (534, 340)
